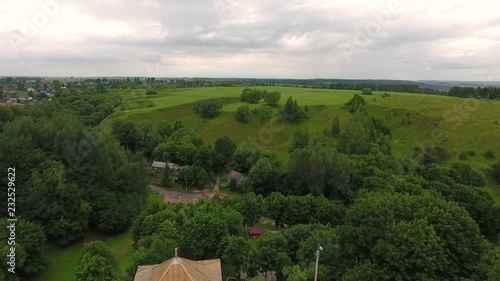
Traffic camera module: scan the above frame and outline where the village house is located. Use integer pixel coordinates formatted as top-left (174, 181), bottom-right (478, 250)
top-left (0, 98), bottom-right (17, 106)
top-left (167, 162), bottom-right (182, 174)
top-left (134, 248), bottom-right (222, 281)
top-left (249, 227), bottom-right (263, 239)
top-left (227, 170), bottom-right (248, 183)
top-left (151, 161), bottom-right (167, 172)
top-left (151, 161), bottom-right (183, 174)
top-left (2, 86), bottom-right (16, 94)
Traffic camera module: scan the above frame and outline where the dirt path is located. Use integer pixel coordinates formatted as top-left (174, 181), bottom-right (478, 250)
top-left (149, 185), bottom-right (205, 203)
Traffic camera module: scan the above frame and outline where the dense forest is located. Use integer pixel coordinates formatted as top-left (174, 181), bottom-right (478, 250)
top-left (0, 95), bottom-right (148, 281)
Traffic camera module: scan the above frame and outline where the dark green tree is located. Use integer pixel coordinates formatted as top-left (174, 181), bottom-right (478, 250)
top-left (344, 94), bottom-right (366, 113)
top-left (264, 91), bottom-right (281, 106)
top-left (331, 116), bottom-right (340, 137)
top-left (231, 146), bottom-right (260, 173)
top-left (74, 241), bottom-right (119, 281)
top-left (157, 121), bottom-right (174, 139)
top-left (291, 130), bottom-right (309, 151)
top-left (362, 88), bottom-right (373, 95)
top-left (235, 105), bottom-right (251, 123)
top-left (0, 218), bottom-right (46, 279)
top-left (215, 136), bottom-right (237, 169)
top-left (249, 158), bottom-right (282, 195)
top-left (20, 160), bottom-right (90, 245)
top-left (193, 98), bottom-right (224, 118)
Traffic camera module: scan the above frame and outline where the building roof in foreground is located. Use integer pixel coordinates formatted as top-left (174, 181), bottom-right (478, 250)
top-left (134, 256), bottom-right (222, 281)
top-left (151, 161), bottom-right (167, 168)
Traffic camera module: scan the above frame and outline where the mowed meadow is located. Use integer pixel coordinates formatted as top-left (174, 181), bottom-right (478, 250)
top-left (102, 86), bottom-right (500, 201)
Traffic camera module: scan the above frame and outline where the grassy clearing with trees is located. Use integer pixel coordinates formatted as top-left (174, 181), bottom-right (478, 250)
top-left (4, 83), bottom-right (500, 281)
top-left (103, 87), bottom-right (500, 195)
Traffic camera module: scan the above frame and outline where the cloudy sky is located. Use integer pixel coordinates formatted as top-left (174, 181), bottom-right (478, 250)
top-left (0, 0), bottom-right (499, 80)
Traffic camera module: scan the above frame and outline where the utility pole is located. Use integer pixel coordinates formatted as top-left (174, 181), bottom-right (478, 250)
top-left (314, 245), bottom-right (323, 281)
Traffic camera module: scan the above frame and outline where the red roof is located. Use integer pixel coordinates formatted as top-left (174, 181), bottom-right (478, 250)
top-left (228, 170), bottom-right (242, 180)
top-left (249, 227), bottom-right (263, 236)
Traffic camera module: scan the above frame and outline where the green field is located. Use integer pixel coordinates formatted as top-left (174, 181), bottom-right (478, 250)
top-left (103, 86), bottom-right (500, 201)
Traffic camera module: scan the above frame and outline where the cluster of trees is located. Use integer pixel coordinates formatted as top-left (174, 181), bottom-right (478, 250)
top-left (129, 193), bottom-right (345, 280)
top-left (55, 92), bottom-right (120, 126)
top-left (279, 97), bottom-right (306, 123)
top-left (338, 95), bottom-right (392, 155)
top-left (129, 164), bottom-right (500, 280)
top-left (152, 126), bottom-right (249, 187)
top-left (192, 98), bottom-right (224, 118)
top-left (448, 86), bottom-right (500, 99)
top-left (0, 103), bottom-right (149, 280)
top-left (112, 120), bottom-right (161, 157)
top-left (240, 88), bottom-right (281, 106)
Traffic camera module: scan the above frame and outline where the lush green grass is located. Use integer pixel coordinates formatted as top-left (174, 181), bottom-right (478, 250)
top-left (103, 86), bottom-right (500, 202)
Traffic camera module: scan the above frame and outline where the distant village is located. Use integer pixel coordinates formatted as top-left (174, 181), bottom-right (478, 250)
top-left (0, 77), bottom-right (69, 106)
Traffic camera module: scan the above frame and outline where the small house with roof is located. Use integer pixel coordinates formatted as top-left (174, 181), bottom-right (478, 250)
top-left (249, 227), bottom-right (263, 239)
top-left (151, 161), bottom-right (167, 172)
top-left (227, 170), bottom-right (247, 183)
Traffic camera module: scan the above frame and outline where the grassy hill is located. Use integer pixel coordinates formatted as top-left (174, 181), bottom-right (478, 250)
top-left (102, 86), bottom-right (500, 201)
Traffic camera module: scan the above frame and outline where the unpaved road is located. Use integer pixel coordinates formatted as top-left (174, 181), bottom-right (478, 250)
top-left (149, 185), bottom-right (205, 203)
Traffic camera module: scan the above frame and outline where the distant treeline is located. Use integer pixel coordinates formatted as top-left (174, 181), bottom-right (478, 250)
top-left (448, 86), bottom-right (500, 100)
top-left (328, 82), bottom-right (446, 95)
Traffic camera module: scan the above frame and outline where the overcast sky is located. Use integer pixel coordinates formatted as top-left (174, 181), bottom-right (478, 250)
top-left (0, 0), bottom-right (499, 80)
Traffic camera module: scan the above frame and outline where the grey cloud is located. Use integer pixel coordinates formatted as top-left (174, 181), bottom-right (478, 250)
top-left (0, 0), bottom-right (499, 79)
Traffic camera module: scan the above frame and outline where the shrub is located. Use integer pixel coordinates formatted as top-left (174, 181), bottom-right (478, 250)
top-left (421, 146), bottom-right (449, 165)
top-left (412, 147), bottom-right (423, 158)
top-left (484, 149), bottom-right (496, 159)
top-left (492, 160), bottom-right (500, 184)
top-left (459, 152), bottom-right (469, 161)
top-left (450, 162), bottom-right (487, 187)
top-left (193, 98), bottom-right (223, 118)
top-left (362, 88), bottom-right (373, 95)
top-left (280, 97), bottom-right (306, 123)
top-left (259, 108), bottom-right (273, 123)
top-left (263, 91), bottom-right (281, 106)
top-left (235, 105), bottom-right (251, 123)
top-left (468, 150), bottom-right (476, 156)
top-left (344, 94), bottom-right (366, 113)
top-left (240, 88), bottom-right (263, 104)
top-left (146, 90), bottom-right (157, 95)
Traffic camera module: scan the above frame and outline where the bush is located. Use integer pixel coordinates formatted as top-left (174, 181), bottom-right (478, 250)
top-left (421, 147), bottom-right (449, 165)
top-left (484, 149), bottom-right (496, 159)
top-left (492, 160), bottom-right (500, 184)
top-left (235, 105), bottom-right (251, 123)
top-left (459, 152), bottom-right (469, 161)
top-left (240, 88), bottom-right (263, 104)
top-left (450, 162), bottom-right (487, 187)
top-left (412, 147), bottom-right (423, 158)
top-left (263, 91), bottom-right (281, 106)
top-left (259, 108), bottom-right (273, 123)
top-left (468, 150), bottom-right (476, 156)
top-left (362, 88), bottom-right (373, 95)
top-left (146, 90), bottom-right (157, 95)
top-left (344, 94), bottom-right (366, 113)
top-left (280, 97), bottom-right (306, 123)
top-left (193, 98), bottom-right (223, 118)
